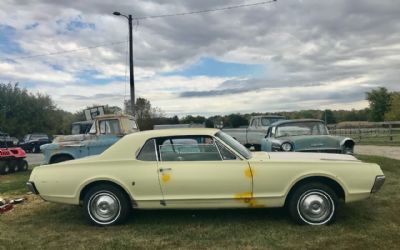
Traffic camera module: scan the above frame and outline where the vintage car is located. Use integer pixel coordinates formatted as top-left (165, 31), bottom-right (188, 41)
top-left (27, 128), bottom-right (385, 226)
top-left (18, 133), bottom-right (52, 153)
top-left (40, 114), bottom-right (138, 164)
top-left (261, 119), bottom-right (355, 154)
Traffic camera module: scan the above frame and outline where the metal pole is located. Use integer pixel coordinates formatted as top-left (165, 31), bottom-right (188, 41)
top-left (128, 14), bottom-right (135, 115)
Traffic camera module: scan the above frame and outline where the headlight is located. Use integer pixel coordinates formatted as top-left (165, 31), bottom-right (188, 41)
top-left (281, 142), bottom-right (292, 151)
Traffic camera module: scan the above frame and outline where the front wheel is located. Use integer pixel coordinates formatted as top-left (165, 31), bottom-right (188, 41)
top-left (83, 184), bottom-right (131, 226)
top-left (288, 183), bottom-right (337, 225)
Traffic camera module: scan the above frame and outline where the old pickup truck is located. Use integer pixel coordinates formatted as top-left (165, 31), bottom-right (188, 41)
top-left (223, 115), bottom-right (285, 150)
top-left (40, 114), bottom-right (139, 164)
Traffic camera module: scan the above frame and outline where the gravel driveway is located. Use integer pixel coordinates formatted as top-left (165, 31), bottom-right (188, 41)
top-left (355, 145), bottom-right (400, 160)
top-left (26, 153), bottom-right (44, 166)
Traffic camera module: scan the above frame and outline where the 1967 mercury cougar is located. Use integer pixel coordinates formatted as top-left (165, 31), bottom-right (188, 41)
top-left (27, 128), bottom-right (385, 226)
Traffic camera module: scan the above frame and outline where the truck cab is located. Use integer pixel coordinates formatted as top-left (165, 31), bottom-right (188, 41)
top-left (41, 114), bottom-right (138, 164)
top-left (223, 115), bottom-right (285, 150)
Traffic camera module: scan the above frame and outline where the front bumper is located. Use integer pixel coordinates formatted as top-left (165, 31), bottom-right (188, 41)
top-left (371, 175), bottom-right (386, 193)
top-left (26, 181), bottom-right (39, 195)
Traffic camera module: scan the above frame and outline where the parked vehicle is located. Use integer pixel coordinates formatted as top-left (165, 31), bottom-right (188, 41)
top-left (71, 121), bottom-right (94, 135)
top-left (18, 134), bottom-right (52, 153)
top-left (261, 119), bottom-right (355, 154)
top-left (223, 115), bottom-right (285, 150)
top-left (0, 131), bottom-right (14, 147)
top-left (0, 147), bottom-right (28, 175)
top-left (40, 114), bottom-right (139, 164)
top-left (27, 128), bottom-right (385, 226)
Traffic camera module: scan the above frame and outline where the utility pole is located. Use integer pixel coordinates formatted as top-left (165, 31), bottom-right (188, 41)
top-left (113, 12), bottom-right (135, 115)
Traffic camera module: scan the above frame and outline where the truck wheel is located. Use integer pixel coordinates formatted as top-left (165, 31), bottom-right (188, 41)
top-left (32, 146), bottom-right (40, 153)
top-left (83, 184), bottom-right (131, 226)
top-left (288, 183), bottom-right (337, 225)
top-left (51, 155), bottom-right (73, 164)
top-left (253, 145), bottom-right (261, 151)
top-left (18, 160), bottom-right (29, 171)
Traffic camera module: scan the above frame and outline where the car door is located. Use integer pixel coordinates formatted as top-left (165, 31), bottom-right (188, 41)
top-left (155, 135), bottom-right (253, 208)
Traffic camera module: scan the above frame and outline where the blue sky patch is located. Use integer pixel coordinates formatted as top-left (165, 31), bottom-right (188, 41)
top-left (65, 16), bottom-right (95, 32)
top-left (0, 25), bottom-right (23, 54)
top-left (163, 57), bottom-right (266, 78)
top-left (76, 69), bottom-right (124, 85)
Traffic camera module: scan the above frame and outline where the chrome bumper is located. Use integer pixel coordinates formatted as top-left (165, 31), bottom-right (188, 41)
top-left (371, 175), bottom-right (386, 193)
top-left (26, 181), bottom-right (39, 195)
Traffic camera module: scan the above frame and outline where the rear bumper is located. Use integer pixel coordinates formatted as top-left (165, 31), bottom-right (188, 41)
top-left (26, 181), bottom-right (39, 195)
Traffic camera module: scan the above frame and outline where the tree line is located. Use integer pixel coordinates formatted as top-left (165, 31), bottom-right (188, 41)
top-left (1, 82), bottom-right (399, 137)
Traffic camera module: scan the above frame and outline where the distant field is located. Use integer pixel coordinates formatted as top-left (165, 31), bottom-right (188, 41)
top-left (1, 156), bottom-right (399, 249)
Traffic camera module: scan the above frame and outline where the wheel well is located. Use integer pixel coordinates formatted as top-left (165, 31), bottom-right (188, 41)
top-left (49, 154), bottom-right (74, 164)
top-left (343, 140), bottom-right (355, 148)
top-left (79, 180), bottom-right (134, 206)
top-left (285, 176), bottom-right (346, 205)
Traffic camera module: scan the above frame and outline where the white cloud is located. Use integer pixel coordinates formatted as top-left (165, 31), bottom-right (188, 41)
top-left (0, 0), bottom-right (399, 116)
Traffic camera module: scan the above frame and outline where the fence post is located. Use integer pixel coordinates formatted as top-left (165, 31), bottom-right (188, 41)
top-left (389, 124), bottom-right (393, 141)
top-left (358, 123), bottom-right (362, 142)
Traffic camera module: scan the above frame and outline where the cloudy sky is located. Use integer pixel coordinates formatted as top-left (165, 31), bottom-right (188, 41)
top-left (0, 0), bottom-right (399, 116)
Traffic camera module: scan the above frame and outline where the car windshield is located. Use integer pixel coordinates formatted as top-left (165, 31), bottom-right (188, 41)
top-left (275, 121), bottom-right (328, 138)
top-left (261, 117), bottom-right (285, 126)
top-left (215, 131), bottom-right (252, 159)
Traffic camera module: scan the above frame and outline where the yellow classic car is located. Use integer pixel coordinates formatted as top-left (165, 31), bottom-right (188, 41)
top-left (27, 128), bottom-right (385, 226)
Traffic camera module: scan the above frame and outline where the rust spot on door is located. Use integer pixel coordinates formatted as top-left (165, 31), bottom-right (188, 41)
top-left (162, 173), bottom-right (171, 183)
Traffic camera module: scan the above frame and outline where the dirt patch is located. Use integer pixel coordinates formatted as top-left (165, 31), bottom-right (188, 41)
top-left (355, 145), bottom-right (400, 160)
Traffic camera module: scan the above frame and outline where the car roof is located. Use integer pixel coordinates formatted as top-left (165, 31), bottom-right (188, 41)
top-left (100, 128), bottom-right (221, 159)
top-left (271, 119), bottom-right (324, 126)
top-left (126, 128), bottom-right (220, 139)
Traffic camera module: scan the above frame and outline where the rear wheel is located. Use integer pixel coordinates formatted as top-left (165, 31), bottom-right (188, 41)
top-left (0, 161), bottom-right (11, 175)
top-left (83, 184), bottom-right (131, 226)
top-left (288, 183), bottom-right (337, 225)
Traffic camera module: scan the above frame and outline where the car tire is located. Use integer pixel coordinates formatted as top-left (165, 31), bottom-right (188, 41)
top-left (83, 184), bottom-right (131, 226)
top-left (18, 160), bottom-right (29, 171)
top-left (288, 182), bottom-right (337, 225)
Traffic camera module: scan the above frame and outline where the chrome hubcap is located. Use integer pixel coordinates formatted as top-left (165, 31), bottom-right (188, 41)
top-left (298, 191), bottom-right (333, 224)
top-left (89, 192), bottom-right (120, 223)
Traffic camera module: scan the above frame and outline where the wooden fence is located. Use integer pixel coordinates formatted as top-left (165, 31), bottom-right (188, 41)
top-left (328, 121), bottom-right (400, 142)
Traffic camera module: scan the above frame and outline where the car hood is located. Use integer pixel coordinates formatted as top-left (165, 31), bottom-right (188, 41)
top-left (252, 151), bottom-right (359, 162)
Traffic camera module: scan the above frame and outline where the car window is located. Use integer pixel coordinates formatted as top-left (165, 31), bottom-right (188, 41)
top-left (215, 140), bottom-right (237, 160)
top-left (99, 119), bottom-right (121, 135)
top-left (275, 121), bottom-right (328, 137)
top-left (137, 139), bottom-right (157, 161)
top-left (215, 131), bottom-right (252, 159)
top-left (157, 136), bottom-right (222, 162)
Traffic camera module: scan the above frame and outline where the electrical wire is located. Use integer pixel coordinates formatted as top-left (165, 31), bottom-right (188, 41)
top-left (1, 41), bottom-right (126, 61)
top-left (0, 0), bottom-right (277, 62)
top-left (134, 0), bottom-right (277, 20)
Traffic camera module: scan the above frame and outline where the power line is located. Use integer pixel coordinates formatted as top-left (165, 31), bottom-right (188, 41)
top-left (1, 1), bottom-right (277, 61)
top-left (1, 41), bottom-right (126, 61)
top-left (134, 0), bottom-right (277, 20)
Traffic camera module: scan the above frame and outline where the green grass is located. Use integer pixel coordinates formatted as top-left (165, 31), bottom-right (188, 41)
top-left (1, 156), bottom-right (399, 249)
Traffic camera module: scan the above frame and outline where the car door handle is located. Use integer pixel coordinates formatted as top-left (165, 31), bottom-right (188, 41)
top-left (159, 168), bottom-right (172, 172)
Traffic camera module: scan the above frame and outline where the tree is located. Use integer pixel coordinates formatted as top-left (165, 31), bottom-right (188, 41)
top-left (366, 87), bottom-right (391, 122)
top-left (124, 97), bottom-right (165, 130)
top-left (0, 82), bottom-right (75, 137)
top-left (321, 110), bottom-right (336, 124)
top-left (384, 92), bottom-right (400, 121)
